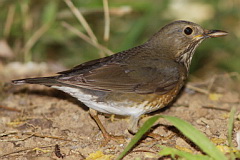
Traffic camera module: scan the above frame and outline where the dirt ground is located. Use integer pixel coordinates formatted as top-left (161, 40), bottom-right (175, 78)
top-left (0, 62), bottom-right (240, 160)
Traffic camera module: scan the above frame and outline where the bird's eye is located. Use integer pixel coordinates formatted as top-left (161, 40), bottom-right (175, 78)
top-left (184, 27), bottom-right (193, 35)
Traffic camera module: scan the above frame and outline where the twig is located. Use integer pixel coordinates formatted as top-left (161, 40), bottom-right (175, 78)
top-left (186, 84), bottom-right (209, 95)
top-left (0, 105), bottom-right (21, 112)
top-left (0, 144), bottom-right (56, 158)
top-left (64, 0), bottom-right (98, 44)
top-left (132, 149), bottom-right (157, 154)
top-left (0, 133), bottom-right (34, 142)
top-left (61, 21), bottom-right (113, 56)
top-left (20, 1), bottom-right (29, 37)
top-left (22, 24), bottom-right (50, 62)
top-left (58, 6), bottom-right (132, 18)
top-left (23, 132), bottom-right (76, 141)
top-left (103, 0), bottom-right (110, 41)
top-left (202, 105), bottom-right (230, 112)
top-left (4, 4), bottom-right (15, 38)
top-left (0, 131), bottom-right (79, 142)
top-left (0, 131), bottom-right (18, 137)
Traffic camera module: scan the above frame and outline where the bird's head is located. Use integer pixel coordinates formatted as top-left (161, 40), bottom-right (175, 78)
top-left (148, 20), bottom-right (228, 70)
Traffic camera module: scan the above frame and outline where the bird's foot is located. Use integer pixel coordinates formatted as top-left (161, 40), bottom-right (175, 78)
top-left (89, 109), bottom-right (125, 146)
top-left (100, 132), bottom-right (125, 146)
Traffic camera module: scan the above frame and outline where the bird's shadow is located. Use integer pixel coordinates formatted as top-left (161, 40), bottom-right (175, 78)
top-left (152, 124), bottom-right (201, 152)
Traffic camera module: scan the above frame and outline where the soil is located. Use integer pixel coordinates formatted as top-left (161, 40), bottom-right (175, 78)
top-left (0, 62), bottom-right (239, 160)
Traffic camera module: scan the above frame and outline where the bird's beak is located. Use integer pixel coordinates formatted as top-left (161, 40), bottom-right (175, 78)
top-left (194, 30), bottom-right (228, 40)
top-left (204, 30), bottom-right (228, 38)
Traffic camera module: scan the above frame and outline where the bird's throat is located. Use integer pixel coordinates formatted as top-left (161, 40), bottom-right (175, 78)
top-left (176, 40), bottom-right (203, 72)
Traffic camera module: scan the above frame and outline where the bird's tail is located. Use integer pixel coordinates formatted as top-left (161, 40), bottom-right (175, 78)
top-left (12, 76), bottom-right (60, 87)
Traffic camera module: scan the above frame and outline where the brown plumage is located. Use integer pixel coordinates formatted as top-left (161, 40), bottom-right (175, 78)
top-left (12, 20), bottom-right (227, 134)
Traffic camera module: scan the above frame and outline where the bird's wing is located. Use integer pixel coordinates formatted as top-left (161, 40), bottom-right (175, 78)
top-left (57, 57), bottom-right (183, 95)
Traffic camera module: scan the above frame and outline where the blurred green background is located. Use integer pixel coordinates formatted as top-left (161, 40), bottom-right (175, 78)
top-left (0, 0), bottom-right (239, 76)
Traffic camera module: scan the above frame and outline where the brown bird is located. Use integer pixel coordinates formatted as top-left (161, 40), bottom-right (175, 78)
top-left (12, 20), bottom-right (227, 141)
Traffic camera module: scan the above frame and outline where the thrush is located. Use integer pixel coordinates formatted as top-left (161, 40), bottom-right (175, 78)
top-left (12, 20), bottom-right (227, 141)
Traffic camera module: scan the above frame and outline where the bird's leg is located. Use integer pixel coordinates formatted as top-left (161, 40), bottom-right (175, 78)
top-left (128, 116), bottom-right (140, 134)
top-left (89, 109), bottom-right (124, 145)
top-left (128, 115), bottom-right (175, 140)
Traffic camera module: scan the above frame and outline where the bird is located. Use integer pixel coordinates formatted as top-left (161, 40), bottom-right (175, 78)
top-left (12, 20), bottom-right (227, 142)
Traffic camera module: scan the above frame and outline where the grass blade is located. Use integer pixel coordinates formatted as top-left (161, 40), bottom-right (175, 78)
top-left (116, 115), bottom-right (161, 160)
top-left (162, 115), bottom-right (227, 160)
top-left (159, 146), bottom-right (211, 160)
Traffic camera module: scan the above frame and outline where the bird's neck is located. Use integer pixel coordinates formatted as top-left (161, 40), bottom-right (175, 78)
top-left (175, 40), bottom-right (203, 72)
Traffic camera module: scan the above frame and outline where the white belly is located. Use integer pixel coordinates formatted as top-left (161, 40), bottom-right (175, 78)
top-left (52, 86), bottom-right (145, 117)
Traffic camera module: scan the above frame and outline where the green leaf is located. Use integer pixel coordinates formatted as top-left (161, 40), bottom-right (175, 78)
top-left (159, 146), bottom-right (211, 160)
top-left (162, 115), bottom-right (227, 160)
top-left (41, 0), bottom-right (58, 24)
top-left (116, 115), bottom-right (161, 160)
